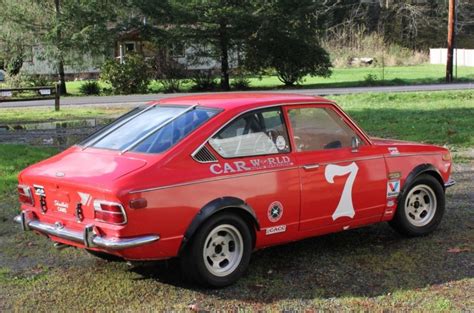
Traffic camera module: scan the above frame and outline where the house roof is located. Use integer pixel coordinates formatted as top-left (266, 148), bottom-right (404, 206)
top-left (155, 92), bottom-right (333, 111)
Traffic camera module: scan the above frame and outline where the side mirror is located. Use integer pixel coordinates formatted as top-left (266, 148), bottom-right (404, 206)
top-left (351, 137), bottom-right (360, 152)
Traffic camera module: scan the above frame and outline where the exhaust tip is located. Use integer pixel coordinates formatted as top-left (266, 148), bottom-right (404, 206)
top-left (53, 242), bottom-right (70, 250)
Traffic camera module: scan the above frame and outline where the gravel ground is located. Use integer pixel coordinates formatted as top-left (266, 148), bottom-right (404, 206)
top-left (0, 161), bottom-right (472, 311)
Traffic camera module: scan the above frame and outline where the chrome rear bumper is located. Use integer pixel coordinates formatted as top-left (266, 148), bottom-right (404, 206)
top-left (13, 211), bottom-right (160, 250)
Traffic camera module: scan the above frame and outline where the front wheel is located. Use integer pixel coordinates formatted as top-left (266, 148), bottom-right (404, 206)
top-left (180, 212), bottom-right (252, 287)
top-left (389, 174), bottom-right (445, 237)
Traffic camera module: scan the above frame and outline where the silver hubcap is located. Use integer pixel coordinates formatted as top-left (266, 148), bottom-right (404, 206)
top-left (203, 224), bottom-right (243, 277)
top-left (404, 184), bottom-right (437, 227)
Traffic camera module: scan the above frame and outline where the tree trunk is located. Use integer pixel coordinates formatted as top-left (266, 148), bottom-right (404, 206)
top-left (219, 20), bottom-right (230, 91)
top-left (55, 0), bottom-right (67, 95)
top-left (58, 59), bottom-right (66, 94)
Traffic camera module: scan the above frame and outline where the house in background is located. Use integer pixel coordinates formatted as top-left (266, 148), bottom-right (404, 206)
top-left (21, 46), bottom-right (104, 80)
top-left (20, 30), bottom-right (239, 80)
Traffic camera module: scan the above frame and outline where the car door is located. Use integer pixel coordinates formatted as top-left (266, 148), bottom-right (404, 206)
top-left (284, 104), bottom-right (387, 233)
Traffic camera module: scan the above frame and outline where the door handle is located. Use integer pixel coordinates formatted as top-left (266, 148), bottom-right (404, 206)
top-left (303, 164), bottom-right (320, 170)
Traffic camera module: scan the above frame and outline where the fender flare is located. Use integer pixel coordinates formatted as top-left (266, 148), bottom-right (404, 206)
top-left (398, 163), bottom-right (445, 202)
top-left (179, 197), bottom-right (260, 254)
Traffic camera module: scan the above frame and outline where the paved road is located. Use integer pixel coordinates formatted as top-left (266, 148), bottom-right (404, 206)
top-left (1, 82), bottom-right (473, 108)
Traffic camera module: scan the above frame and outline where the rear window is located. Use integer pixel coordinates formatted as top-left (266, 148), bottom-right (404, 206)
top-left (80, 105), bottom-right (219, 154)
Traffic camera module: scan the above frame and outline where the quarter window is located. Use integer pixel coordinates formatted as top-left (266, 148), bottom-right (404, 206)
top-left (80, 105), bottom-right (218, 154)
top-left (209, 107), bottom-right (290, 158)
top-left (288, 107), bottom-right (362, 152)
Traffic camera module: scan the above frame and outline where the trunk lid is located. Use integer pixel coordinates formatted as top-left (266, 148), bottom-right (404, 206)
top-left (20, 147), bottom-right (147, 223)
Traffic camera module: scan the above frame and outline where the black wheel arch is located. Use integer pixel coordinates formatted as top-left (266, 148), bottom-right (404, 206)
top-left (179, 196), bottom-right (260, 254)
top-left (398, 163), bottom-right (445, 203)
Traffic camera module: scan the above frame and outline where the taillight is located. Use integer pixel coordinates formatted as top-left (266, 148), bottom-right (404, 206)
top-left (93, 200), bottom-right (127, 225)
top-left (18, 185), bottom-right (34, 206)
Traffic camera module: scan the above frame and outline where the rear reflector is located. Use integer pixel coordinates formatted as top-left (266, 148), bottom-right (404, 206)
top-left (93, 200), bottom-right (126, 225)
top-left (442, 152), bottom-right (452, 161)
top-left (129, 198), bottom-right (147, 209)
top-left (18, 185), bottom-right (34, 206)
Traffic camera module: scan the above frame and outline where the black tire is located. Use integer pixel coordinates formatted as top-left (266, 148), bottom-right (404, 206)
top-left (86, 249), bottom-right (123, 262)
top-left (389, 174), bottom-right (445, 237)
top-left (180, 212), bottom-right (252, 287)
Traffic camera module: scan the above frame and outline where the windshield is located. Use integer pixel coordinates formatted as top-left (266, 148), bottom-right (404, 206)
top-left (80, 105), bottom-right (219, 153)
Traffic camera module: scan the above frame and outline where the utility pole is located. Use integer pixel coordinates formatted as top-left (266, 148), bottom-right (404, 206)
top-left (446, 0), bottom-right (455, 83)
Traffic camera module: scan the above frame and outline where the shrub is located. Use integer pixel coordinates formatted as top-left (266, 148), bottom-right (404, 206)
top-left (27, 74), bottom-right (54, 87)
top-left (323, 26), bottom-right (429, 68)
top-left (100, 53), bottom-right (150, 94)
top-left (232, 76), bottom-right (250, 90)
top-left (6, 54), bottom-right (23, 76)
top-left (246, 33), bottom-right (332, 86)
top-left (190, 70), bottom-right (218, 91)
top-left (4, 73), bottom-right (53, 88)
top-left (150, 50), bottom-right (187, 93)
top-left (231, 69), bottom-right (251, 90)
top-left (364, 74), bottom-right (378, 86)
top-left (79, 81), bottom-right (101, 95)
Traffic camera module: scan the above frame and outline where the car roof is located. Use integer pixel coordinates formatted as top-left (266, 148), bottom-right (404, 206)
top-left (155, 92), bottom-right (334, 111)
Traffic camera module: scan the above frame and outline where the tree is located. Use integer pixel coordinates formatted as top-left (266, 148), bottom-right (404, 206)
top-left (172, 0), bottom-right (255, 90)
top-left (245, 0), bottom-right (332, 86)
top-left (0, 0), bottom-right (118, 94)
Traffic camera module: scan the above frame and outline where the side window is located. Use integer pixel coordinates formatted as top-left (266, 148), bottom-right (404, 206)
top-left (288, 107), bottom-right (362, 152)
top-left (209, 107), bottom-right (290, 158)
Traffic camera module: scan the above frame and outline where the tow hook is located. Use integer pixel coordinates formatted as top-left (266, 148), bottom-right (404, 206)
top-left (53, 242), bottom-right (70, 250)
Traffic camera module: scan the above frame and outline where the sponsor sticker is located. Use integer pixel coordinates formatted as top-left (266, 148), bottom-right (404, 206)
top-left (54, 200), bottom-right (69, 213)
top-left (387, 180), bottom-right (400, 198)
top-left (209, 156), bottom-right (293, 175)
top-left (388, 171), bottom-right (401, 180)
top-left (78, 192), bottom-right (92, 206)
top-left (388, 147), bottom-right (400, 155)
top-left (275, 135), bottom-right (287, 151)
top-left (268, 201), bottom-right (283, 222)
top-left (265, 225), bottom-right (286, 235)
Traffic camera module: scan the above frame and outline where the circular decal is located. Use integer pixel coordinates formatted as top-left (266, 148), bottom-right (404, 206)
top-left (275, 136), bottom-right (287, 151)
top-left (268, 201), bottom-right (283, 223)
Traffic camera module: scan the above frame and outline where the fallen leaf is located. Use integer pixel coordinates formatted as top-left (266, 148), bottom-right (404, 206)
top-left (188, 303), bottom-right (199, 311)
top-left (447, 247), bottom-right (470, 253)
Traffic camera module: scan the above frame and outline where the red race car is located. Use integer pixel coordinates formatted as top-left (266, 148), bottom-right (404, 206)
top-left (14, 93), bottom-right (455, 287)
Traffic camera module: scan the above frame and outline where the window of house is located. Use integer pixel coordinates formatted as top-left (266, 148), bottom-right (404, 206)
top-left (124, 42), bottom-right (136, 53)
top-left (170, 43), bottom-right (186, 58)
top-left (288, 107), bottom-right (362, 152)
top-left (209, 107), bottom-right (290, 158)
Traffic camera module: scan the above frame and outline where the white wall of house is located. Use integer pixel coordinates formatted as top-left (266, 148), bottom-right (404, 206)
top-left (21, 46), bottom-right (103, 76)
top-left (174, 45), bottom-right (240, 71)
top-left (430, 48), bottom-right (474, 67)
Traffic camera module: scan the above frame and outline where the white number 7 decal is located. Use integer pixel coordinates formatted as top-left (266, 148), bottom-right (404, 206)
top-left (325, 162), bottom-right (359, 221)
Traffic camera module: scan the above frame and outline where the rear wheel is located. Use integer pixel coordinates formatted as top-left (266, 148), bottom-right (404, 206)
top-left (180, 212), bottom-right (252, 287)
top-left (389, 174), bottom-right (445, 236)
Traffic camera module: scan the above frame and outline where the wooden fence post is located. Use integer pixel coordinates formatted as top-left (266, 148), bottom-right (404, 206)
top-left (55, 81), bottom-right (61, 111)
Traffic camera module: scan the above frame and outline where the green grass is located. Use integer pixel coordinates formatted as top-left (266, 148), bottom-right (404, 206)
top-left (2, 89), bottom-right (472, 150)
top-left (0, 106), bottom-right (127, 124)
top-left (65, 64), bottom-right (474, 95)
top-left (331, 90), bottom-right (474, 149)
top-left (0, 144), bottom-right (58, 195)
